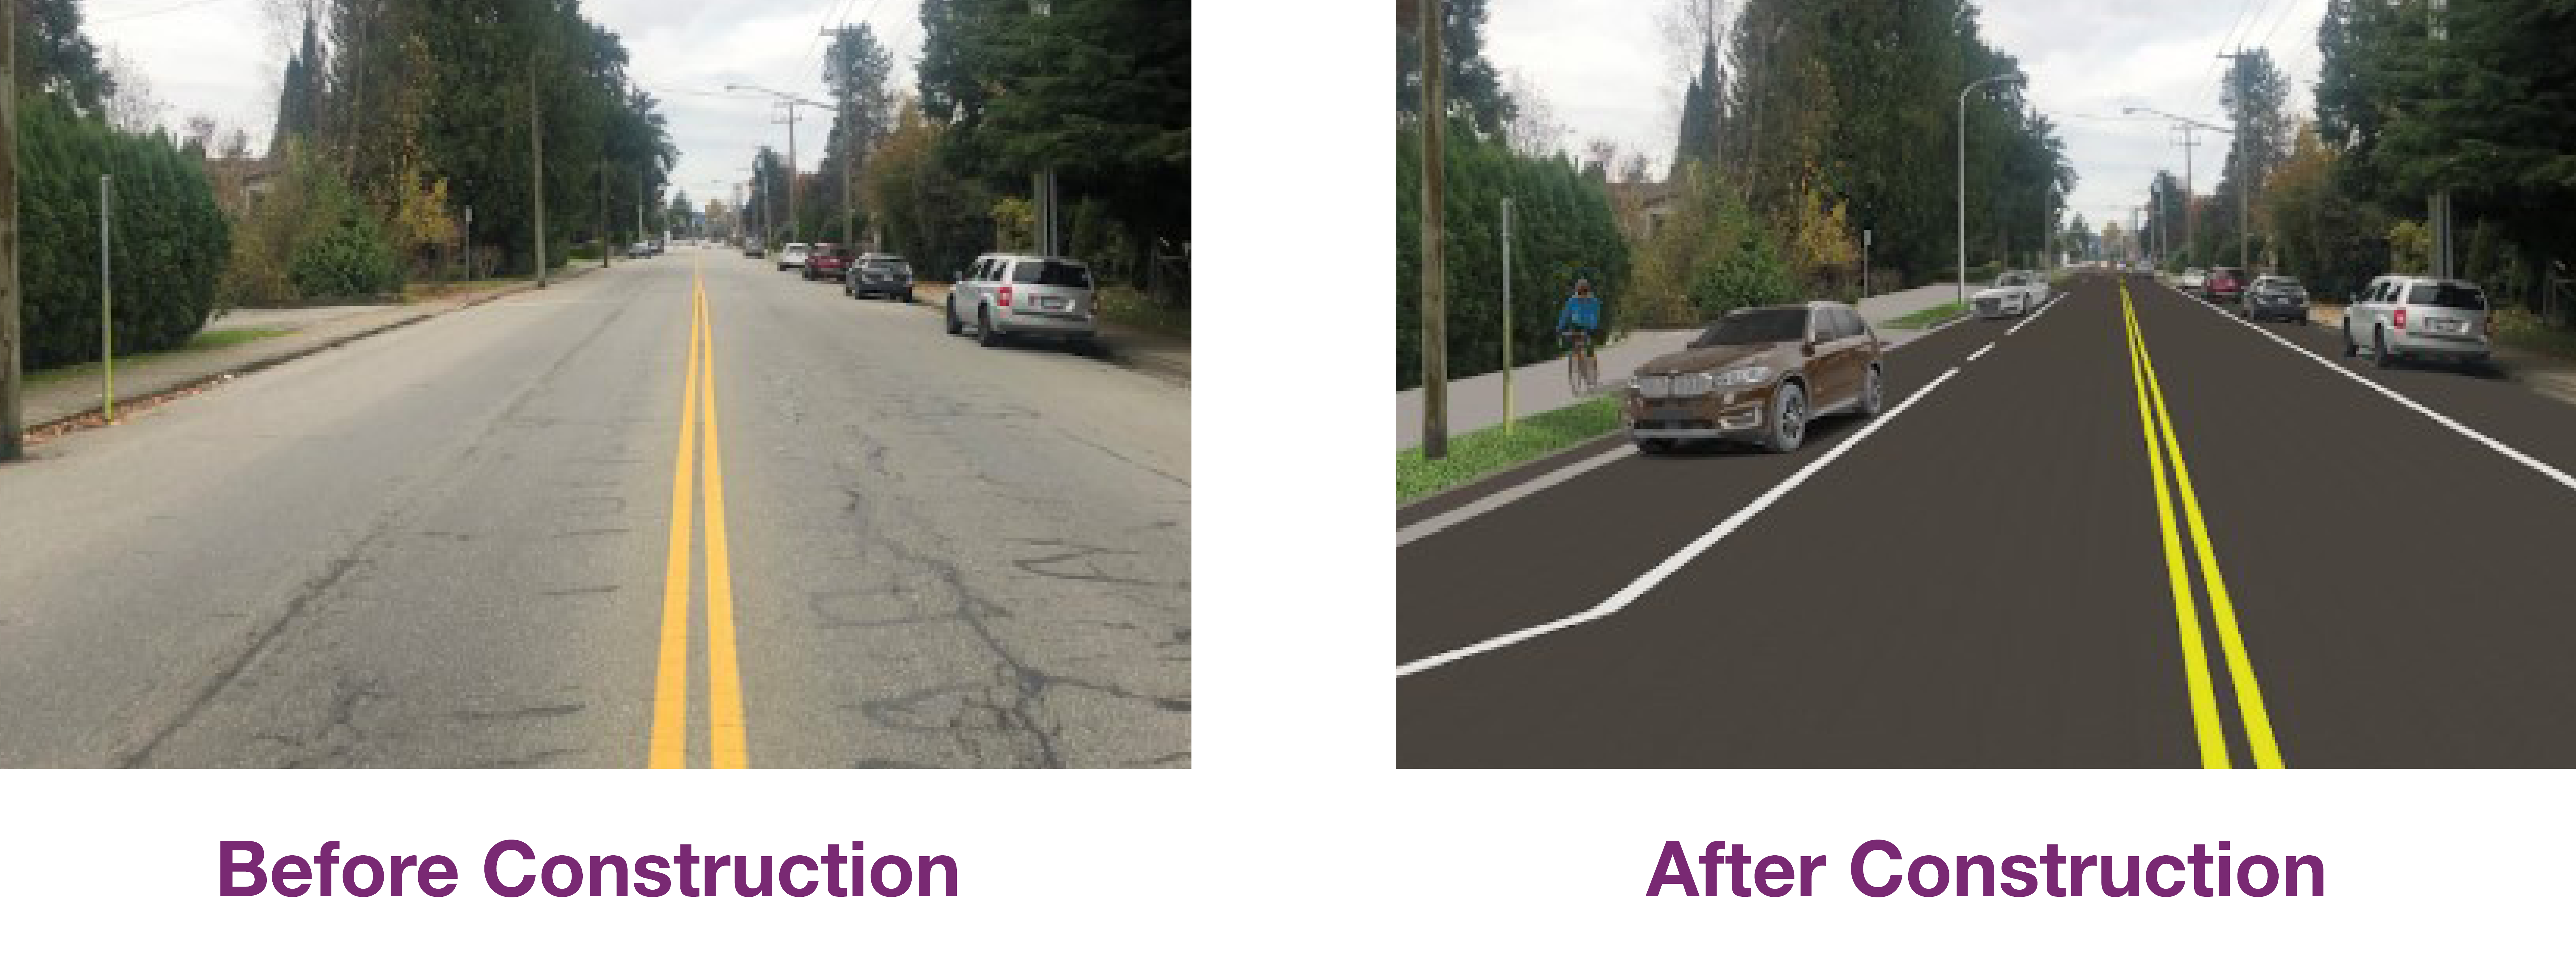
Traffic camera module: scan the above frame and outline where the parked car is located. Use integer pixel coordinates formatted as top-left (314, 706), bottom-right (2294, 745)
top-left (803, 243), bottom-right (849, 281)
top-left (1972, 270), bottom-right (2046, 319)
top-left (2340, 275), bottom-right (2491, 369)
top-left (743, 240), bottom-right (765, 258)
top-left (1623, 301), bottom-right (1884, 454)
top-left (945, 252), bottom-right (1097, 348)
top-left (627, 240), bottom-right (654, 257)
top-left (2203, 266), bottom-right (2249, 305)
top-left (650, 237), bottom-right (666, 255)
top-left (2178, 267), bottom-right (2207, 294)
top-left (846, 253), bottom-right (915, 301)
top-left (2246, 275), bottom-right (2310, 324)
top-left (776, 242), bottom-right (810, 272)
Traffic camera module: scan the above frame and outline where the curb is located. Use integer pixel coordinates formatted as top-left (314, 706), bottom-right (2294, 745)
top-left (25, 265), bottom-right (599, 438)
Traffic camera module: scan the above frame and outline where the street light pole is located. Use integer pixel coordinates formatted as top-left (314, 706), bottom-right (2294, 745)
top-left (1958, 72), bottom-right (2023, 307)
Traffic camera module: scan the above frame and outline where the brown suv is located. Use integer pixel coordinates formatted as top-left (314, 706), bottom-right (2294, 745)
top-left (1624, 301), bottom-right (1884, 453)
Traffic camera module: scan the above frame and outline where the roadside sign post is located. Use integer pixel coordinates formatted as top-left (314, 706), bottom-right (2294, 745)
top-left (464, 206), bottom-right (475, 281)
top-left (100, 175), bottom-right (113, 423)
top-left (1862, 228), bottom-right (1871, 299)
top-left (1501, 197), bottom-right (1513, 436)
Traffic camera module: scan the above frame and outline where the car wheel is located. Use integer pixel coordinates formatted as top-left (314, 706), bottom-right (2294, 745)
top-left (2340, 321), bottom-right (2358, 358)
top-left (943, 299), bottom-right (961, 335)
top-left (1761, 381), bottom-right (1807, 453)
top-left (2374, 328), bottom-right (2401, 369)
top-left (977, 308), bottom-right (1001, 347)
top-left (1856, 365), bottom-right (1884, 418)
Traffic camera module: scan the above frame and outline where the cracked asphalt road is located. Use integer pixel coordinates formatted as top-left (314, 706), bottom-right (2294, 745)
top-left (0, 247), bottom-right (1190, 768)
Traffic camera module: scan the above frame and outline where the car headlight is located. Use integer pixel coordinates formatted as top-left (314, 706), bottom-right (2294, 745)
top-left (1711, 365), bottom-right (1772, 387)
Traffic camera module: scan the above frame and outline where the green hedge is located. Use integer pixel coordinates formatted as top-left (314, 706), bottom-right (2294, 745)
top-left (1397, 117), bottom-right (1629, 390)
top-left (19, 96), bottom-right (229, 370)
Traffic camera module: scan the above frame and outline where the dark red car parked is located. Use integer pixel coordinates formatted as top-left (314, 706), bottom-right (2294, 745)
top-left (2203, 266), bottom-right (2249, 306)
top-left (802, 243), bottom-right (849, 282)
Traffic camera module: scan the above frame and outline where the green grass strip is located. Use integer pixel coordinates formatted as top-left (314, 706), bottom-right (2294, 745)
top-left (1399, 394), bottom-right (1624, 504)
top-left (28, 327), bottom-right (293, 387)
top-left (1876, 300), bottom-right (1966, 330)
top-left (2492, 308), bottom-right (2576, 364)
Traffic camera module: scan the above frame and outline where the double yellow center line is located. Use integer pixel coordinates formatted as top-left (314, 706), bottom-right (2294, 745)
top-left (2116, 278), bottom-right (2282, 769)
top-left (650, 259), bottom-right (747, 768)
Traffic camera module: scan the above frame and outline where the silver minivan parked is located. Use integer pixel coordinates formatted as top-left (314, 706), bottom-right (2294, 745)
top-left (2340, 275), bottom-right (2490, 369)
top-left (946, 252), bottom-right (1097, 349)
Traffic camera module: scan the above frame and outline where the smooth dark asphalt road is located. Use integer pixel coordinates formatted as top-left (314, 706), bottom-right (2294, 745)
top-left (0, 249), bottom-right (1188, 768)
top-left (1399, 271), bottom-right (2576, 767)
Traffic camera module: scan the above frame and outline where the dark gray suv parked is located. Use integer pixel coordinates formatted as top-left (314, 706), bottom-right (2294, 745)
top-left (845, 253), bottom-right (914, 301)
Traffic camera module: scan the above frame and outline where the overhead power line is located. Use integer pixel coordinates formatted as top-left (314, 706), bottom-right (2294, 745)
top-left (92, 0), bottom-right (238, 24)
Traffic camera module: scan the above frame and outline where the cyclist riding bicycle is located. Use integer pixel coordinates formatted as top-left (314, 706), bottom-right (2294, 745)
top-left (1558, 278), bottom-right (1602, 391)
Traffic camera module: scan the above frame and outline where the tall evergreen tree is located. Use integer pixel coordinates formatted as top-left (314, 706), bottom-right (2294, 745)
top-left (13, 0), bottom-right (115, 112)
top-left (1668, 41), bottom-right (1721, 180)
top-left (270, 14), bottom-right (326, 155)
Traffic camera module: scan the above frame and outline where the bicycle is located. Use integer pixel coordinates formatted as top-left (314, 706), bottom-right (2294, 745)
top-left (1563, 328), bottom-right (1600, 395)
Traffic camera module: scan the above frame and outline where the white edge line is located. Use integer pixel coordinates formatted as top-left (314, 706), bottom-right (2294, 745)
top-left (1395, 299), bottom-right (2031, 547)
top-left (1398, 290), bottom-right (2075, 676)
top-left (1397, 364), bottom-right (1968, 677)
top-left (2172, 289), bottom-right (2576, 495)
top-left (1968, 343), bottom-right (1995, 362)
top-left (1397, 445), bottom-right (1635, 547)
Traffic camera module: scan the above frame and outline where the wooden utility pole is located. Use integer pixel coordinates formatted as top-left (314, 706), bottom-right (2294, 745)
top-left (1418, 0), bottom-right (1448, 459)
top-left (1, 5), bottom-right (20, 460)
top-left (600, 162), bottom-right (611, 265)
top-left (530, 56), bottom-right (547, 288)
top-left (2220, 50), bottom-right (2253, 274)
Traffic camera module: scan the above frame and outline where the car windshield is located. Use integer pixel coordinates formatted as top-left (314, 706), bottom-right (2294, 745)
top-left (1995, 273), bottom-right (2026, 286)
top-left (2406, 282), bottom-right (2486, 311)
top-left (1692, 308), bottom-right (1807, 347)
top-left (1010, 259), bottom-right (1091, 287)
top-left (785, 244), bottom-right (807, 253)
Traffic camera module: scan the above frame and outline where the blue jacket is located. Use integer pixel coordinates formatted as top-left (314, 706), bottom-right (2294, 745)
top-left (1558, 295), bottom-right (1600, 333)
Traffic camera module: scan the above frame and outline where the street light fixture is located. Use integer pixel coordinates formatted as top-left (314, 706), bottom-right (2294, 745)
top-left (1958, 71), bottom-right (2024, 307)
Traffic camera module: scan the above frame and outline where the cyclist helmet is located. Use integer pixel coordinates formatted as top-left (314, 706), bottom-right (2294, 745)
top-left (1574, 279), bottom-right (1593, 297)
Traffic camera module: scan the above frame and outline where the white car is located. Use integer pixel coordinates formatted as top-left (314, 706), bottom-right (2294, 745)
top-left (1971, 270), bottom-right (2049, 319)
top-left (2340, 275), bottom-right (2490, 369)
top-left (775, 242), bottom-right (810, 272)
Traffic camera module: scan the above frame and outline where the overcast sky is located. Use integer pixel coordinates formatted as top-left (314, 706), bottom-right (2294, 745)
top-left (1484, 0), bottom-right (2331, 239)
top-left (86, 0), bottom-right (925, 212)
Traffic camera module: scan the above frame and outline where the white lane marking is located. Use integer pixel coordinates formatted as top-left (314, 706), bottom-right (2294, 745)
top-left (1397, 445), bottom-right (1635, 547)
top-left (2004, 293), bottom-right (2061, 336)
top-left (1397, 364), bottom-right (1969, 677)
top-left (1396, 305), bottom-right (2016, 546)
top-left (2171, 292), bottom-right (2576, 496)
top-left (1968, 343), bottom-right (1995, 362)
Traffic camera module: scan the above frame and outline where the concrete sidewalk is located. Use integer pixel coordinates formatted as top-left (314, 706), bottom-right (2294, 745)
top-left (21, 259), bottom-right (605, 434)
top-left (1396, 282), bottom-right (1966, 449)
